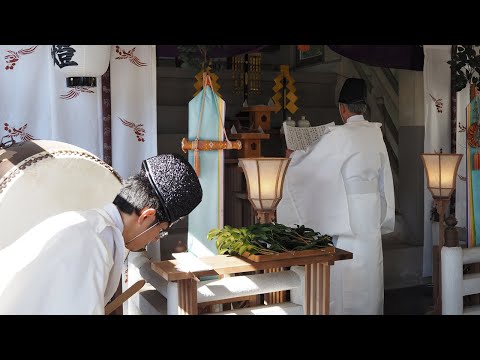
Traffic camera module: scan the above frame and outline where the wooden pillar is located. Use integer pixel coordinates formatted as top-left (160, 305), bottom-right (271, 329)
top-left (304, 262), bottom-right (330, 315)
top-left (101, 65), bottom-right (112, 166)
top-left (450, 45), bottom-right (457, 215)
top-left (264, 267), bottom-right (287, 305)
top-left (177, 279), bottom-right (198, 315)
top-left (101, 66), bottom-right (120, 315)
top-left (431, 198), bottom-right (450, 315)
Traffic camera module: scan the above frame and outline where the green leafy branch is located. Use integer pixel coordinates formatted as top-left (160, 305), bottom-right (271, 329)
top-left (448, 45), bottom-right (480, 92)
top-left (207, 223), bottom-right (333, 256)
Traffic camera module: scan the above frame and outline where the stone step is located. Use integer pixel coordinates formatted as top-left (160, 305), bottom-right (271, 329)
top-left (206, 302), bottom-right (303, 315)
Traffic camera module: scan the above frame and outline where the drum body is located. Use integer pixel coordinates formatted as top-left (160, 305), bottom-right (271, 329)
top-left (0, 140), bottom-right (122, 251)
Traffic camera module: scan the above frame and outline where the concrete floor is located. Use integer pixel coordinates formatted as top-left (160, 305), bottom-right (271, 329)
top-left (384, 283), bottom-right (434, 315)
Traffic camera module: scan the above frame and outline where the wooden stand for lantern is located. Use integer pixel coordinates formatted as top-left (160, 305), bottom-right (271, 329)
top-left (229, 133), bottom-right (270, 158)
top-left (243, 105), bottom-right (279, 131)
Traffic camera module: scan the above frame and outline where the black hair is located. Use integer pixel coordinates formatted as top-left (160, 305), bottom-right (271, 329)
top-left (113, 171), bottom-right (169, 223)
top-left (344, 102), bottom-right (367, 115)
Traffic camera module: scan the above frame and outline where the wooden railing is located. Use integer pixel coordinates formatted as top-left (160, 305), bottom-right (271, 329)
top-left (442, 246), bottom-right (480, 314)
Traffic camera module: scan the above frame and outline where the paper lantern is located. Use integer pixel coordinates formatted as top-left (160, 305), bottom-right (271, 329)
top-left (51, 45), bottom-right (111, 87)
top-left (421, 152), bottom-right (462, 199)
top-left (238, 157), bottom-right (291, 223)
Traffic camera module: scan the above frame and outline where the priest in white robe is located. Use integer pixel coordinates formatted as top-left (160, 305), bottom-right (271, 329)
top-left (277, 78), bottom-right (395, 315)
top-left (0, 154), bottom-right (202, 315)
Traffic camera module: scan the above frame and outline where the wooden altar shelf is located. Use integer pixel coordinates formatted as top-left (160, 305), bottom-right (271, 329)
top-left (151, 249), bottom-right (352, 315)
top-left (229, 133), bottom-right (270, 158)
top-left (243, 105), bottom-right (279, 131)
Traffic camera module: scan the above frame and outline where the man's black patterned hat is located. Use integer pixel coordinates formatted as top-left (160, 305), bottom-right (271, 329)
top-left (142, 153), bottom-right (202, 224)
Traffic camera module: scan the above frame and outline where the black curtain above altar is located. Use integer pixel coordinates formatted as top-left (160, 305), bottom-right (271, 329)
top-left (155, 45), bottom-right (425, 71)
top-left (156, 45), bottom-right (267, 58)
top-left (328, 45), bottom-right (425, 71)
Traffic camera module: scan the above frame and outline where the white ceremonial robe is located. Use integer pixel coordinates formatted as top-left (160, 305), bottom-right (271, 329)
top-left (0, 204), bottom-right (125, 315)
top-left (277, 116), bottom-right (395, 315)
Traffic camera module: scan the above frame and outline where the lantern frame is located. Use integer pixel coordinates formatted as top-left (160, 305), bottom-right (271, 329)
top-left (421, 152), bottom-right (463, 200)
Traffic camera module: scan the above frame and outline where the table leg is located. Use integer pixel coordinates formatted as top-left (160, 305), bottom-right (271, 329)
top-left (177, 278), bottom-right (198, 315)
top-left (320, 263), bottom-right (330, 315)
top-left (264, 267), bottom-right (286, 304)
top-left (304, 263), bottom-right (330, 315)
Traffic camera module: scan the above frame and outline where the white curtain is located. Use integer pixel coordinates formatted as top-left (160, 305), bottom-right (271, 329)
top-left (0, 45), bottom-right (103, 157)
top-left (455, 86), bottom-right (469, 233)
top-left (422, 45), bottom-right (452, 277)
top-left (110, 45), bottom-right (157, 179)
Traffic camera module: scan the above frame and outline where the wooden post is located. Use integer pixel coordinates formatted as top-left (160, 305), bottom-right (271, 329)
top-left (258, 209), bottom-right (285, 305)
top-left (444, 214), bottom-right (459, 248)
top-left (303, 262), bottom-right (330, 315)
top-left (256, 210), bottom-right (276, 224)
top-left (431, 198), bottom-right (450, 315)
top-left (177, 278), bottom-right (198, 315)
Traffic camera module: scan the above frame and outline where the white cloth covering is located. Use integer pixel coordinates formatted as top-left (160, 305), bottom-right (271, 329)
top-left (422, 45), bottom-right (452, 275)
top-left (0, 204), bottom-right (125, 315)
top-left (277, 115), bottom-right (395, 314)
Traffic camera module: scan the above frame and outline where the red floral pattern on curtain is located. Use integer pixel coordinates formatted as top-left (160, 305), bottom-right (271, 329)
top-left (59, 86), bottom-right (95, 100)
top-left (4, 46), bottom-right (38, 70)
top-left (119, 118), bottom-right (145, 142)
top-left (114, 46), bottom-right (147, 67)
top-left (2, 122), bottom-right (34, 143)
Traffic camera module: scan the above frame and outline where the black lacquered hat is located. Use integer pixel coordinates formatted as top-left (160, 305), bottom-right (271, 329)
top-left (142, 153), bottom-right (202, 224)
top-left (338, 78), bottom-right (367, 104)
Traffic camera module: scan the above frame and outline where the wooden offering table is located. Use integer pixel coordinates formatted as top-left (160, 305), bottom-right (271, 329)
top-left (151, 248), bottom-right (352, 315)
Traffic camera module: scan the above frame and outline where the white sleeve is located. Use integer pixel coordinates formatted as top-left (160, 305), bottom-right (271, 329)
top-left (0, 228), bottom-right (110, 315)
top-left (379, 149), bottom-right (395, 234)
top-left (98, 226), bottom-right (119, 305)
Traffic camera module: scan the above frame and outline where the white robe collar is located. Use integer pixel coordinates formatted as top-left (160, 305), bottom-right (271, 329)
top-left (102, 203), bottom-right (124, 234)
top-left (99, 203), bottom-right (126, 302)
top-left (346, 114), bottom-right (366, 123)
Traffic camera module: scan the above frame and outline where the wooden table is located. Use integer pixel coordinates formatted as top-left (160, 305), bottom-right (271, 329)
top-left (151, 249), bottom-right (352, 315)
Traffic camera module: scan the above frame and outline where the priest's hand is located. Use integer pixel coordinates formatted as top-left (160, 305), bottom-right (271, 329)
top-left (285, 149), bottom-right (293, 158)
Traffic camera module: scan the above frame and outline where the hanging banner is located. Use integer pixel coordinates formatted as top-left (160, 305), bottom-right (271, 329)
top-left (456, 86), bottom-right (469, 242)
top-left (187, 79), bottom-right (225, 257)
top-left (0, 45), bottom-right (103, 157)
top-left (110, 45), bottom-right (157, 178)
top-left (466, 94), bottom-right (480, 247)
